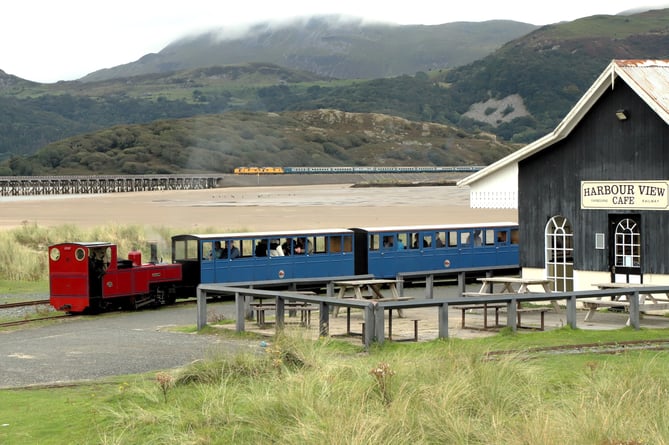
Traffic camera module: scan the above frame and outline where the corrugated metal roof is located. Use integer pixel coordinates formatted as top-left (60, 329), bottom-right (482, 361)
top-left (458, 59), bottom-right (669, 187)
top-left (615, 59), bottom-right (669, 119)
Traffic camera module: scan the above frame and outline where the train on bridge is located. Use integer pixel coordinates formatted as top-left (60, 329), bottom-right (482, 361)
top-left (233, 166), bottom-right (483, 175)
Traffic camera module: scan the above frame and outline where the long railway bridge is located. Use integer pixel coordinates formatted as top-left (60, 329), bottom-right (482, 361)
top-left (0, 175), bottom-right (224, 196)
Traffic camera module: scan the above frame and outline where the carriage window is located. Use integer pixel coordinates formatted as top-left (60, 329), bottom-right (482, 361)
top-left (436, 232), bottom-right (446, 248)
top-left (397, 233), bottom-right (408, 249)
top-left (496, 231), bottom-right (508, 244)
top-left (203, 241), bottom-right (214, 260)
top-left (290, 237), bottom-right (313, 255)
top-left (423, 235), bottom-right (433, 248)
top-left (370, 234), bottom-right (381, 251)
top-left (330, 236), bottom-right (342, 253)
top-left (510, 229), bottom-right (520, 244)
top-left (173, 239), bottom-right (199, 260)
top-left (460, 232), bottom-right (471, 246)
top-left (343, 235), bottom-right (353, 253)
top-left (484, 229), bottom-right (495, 246)
top-left (312, 236), bottom-right (326, 254)
top-left (268, 238), bottom-right (284, 257)
top-left (173, 240), bottom-right (185, 260)
top-left (253, 238), bottom-right (270, 257)
top-left (448, 232), bottom-right (458, 247)
top-left (239, 239), bottom-right (254, 258)
top-left (410, 233), bottom-right (420, 249)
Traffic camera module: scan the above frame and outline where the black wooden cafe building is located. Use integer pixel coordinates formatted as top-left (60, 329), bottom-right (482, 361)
top-left (459, 59), bottom-right (669, 292)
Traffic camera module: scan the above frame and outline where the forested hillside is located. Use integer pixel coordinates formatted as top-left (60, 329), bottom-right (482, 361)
top-left (1, 9), bottom-right (669, 175)
top-left (1, 110), bottom-right (516, 176)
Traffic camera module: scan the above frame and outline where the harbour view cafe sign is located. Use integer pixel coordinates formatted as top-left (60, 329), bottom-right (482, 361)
top-left (581, 181), bottom-right (669, 210)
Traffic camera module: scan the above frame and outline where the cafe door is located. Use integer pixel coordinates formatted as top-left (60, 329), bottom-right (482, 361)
top-left (609, 215), bottom-right (642, 284)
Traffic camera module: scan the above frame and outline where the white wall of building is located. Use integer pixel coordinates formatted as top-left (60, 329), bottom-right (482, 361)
top-left (468, 164), bottom-right (518, 209)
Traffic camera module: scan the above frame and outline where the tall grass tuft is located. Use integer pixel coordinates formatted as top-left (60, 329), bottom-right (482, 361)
top-left (0, 223), bottom-right (181, 282)
top-left (95, 330), bottom-right (669, 444)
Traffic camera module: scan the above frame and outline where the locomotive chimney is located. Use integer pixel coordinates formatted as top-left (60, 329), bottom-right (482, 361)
top-left (150, 242), bottom-right (158, 264)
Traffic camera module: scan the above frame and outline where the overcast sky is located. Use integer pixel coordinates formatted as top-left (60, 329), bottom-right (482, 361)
top-left (2, 1), bottom-right (668, 83)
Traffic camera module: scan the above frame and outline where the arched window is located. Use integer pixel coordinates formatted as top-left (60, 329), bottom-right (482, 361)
top-left (614, 218), bottom-right (640, 268)
top-left (545, 216), bottom-right (574, 292)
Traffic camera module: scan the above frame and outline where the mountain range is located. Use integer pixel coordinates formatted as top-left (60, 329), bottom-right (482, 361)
top-left (1, 8), bottom-right (669, 175)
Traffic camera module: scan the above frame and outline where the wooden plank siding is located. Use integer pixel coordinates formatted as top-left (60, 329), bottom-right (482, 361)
top-left (518, 81), bottom-right (669, 273)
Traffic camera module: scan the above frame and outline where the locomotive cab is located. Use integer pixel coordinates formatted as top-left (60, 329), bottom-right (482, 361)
top-left (49, 242), bottom-right (115, 313)
top-left (49, 242), bottom-right (182, 313)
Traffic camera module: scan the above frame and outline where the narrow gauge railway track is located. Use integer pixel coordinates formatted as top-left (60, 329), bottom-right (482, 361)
top-left (0, 299), bottom-right (50, 309)
top-left (485, 339), bottom-right (669, 359)
top-left (0, 314), bottom-right (72, 328)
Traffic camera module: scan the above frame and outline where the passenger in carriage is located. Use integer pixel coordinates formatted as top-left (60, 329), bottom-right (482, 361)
top-left (227, 241), bottom-right (240, 259)
top-left (383, 236), bottom-right (394, 249)
top-left (282, 238), bottom-right (293, 255)
top-left (473, 230), bottom-right (483, 246)
top-left (213, 241), bottom-right (226, 259)
top-left (269, 239), bottom-right (284, 256)
top-left (295, 238), bottom-right (306, 254)
top-left (412, 233), bottom-right (429, 248)
top-left (294, 237), bottom-right (312, 254)
top-left (255, 239), bottom-right (268, 257)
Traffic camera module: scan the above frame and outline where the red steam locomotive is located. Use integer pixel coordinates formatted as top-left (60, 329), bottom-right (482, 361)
top-left (48, 242), bottom-right (182, 313)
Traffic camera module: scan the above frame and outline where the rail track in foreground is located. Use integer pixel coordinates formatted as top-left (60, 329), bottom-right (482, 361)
top-left (486, 338), bottom-right (669, 359)
top-left (0, 314), bottom-right (72, 328)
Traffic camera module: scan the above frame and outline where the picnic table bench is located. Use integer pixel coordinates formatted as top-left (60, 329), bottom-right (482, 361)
top-left (461, 292), bottom-right (552, 331)
top-left (334, 279), bottom-right (411, 317)
top-left (583, 282), bottom-right (669, 325)
top-left (249, 301), bottom-right (318, 328)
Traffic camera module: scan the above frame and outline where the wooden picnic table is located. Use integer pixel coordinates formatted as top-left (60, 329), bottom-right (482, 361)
top-left (333, 279), bottom-right (406, 317)
top-left (474, 276), bottom-right (560, 313)
top-left (583, 283), bottom-right (669, 325)
top-left (476, 276), bottom-right (553, 294)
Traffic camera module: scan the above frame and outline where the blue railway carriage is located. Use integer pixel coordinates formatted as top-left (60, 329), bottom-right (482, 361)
top-left (351, 222), bottom-right (519, 278)
top-left (171, 229), bottom-right (355, 293)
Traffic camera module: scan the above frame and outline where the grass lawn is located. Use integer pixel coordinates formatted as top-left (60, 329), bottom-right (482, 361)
top-left (2, 326), bottom-right (669, 444)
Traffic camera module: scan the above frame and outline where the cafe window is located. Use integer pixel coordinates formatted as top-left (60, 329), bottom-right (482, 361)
top-left (615, 219), bottom-right (640, 267)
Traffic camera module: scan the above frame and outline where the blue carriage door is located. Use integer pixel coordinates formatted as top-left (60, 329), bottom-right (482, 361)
top-left (200, 240), bottom-right (216, 284)
top-left (365, 232), bottom-right (383, 277)
top-left (458, 229), bottom-right (477, 267)
top-left (495, 227), bottom-right (520, 267)
top-left (436, 230), bottom-right (459, 270)
top-left (267, 237), bottom-right (293, 280)
top-left (326, 234), bottom-right (355, 276)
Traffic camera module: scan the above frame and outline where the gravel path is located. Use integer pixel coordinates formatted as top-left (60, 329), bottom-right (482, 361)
top-left (0, 301), bottom-right (250, 389)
